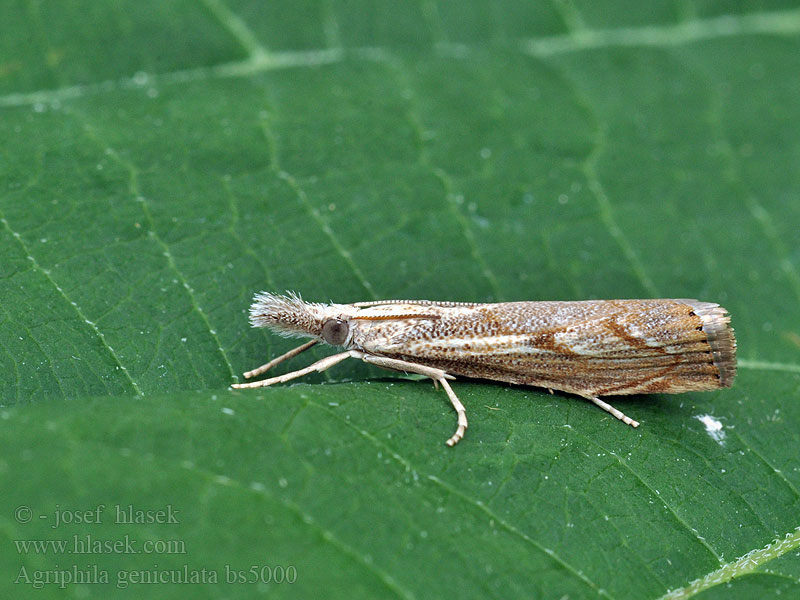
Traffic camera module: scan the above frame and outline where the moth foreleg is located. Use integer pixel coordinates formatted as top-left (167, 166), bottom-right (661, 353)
top-left (353, 352), bottom-right (467, 447)
top-left (243, 339), bottom-right (319, 379)
top-left (232, 349), bottom-right (355, 389)
top-left (585, 396), bottom-right (640, 428)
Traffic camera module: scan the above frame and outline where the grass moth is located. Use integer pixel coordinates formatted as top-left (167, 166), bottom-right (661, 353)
top-left (232, 293), bottom-right (736, 446)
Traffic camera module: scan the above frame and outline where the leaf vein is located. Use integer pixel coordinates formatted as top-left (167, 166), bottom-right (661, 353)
top-left (305, 397), bottom-right (614, 598)
top-left (3, 9), bottom-right (800, 109)
top-left (386, 58), bottom-right (505, 301)
top-left (572, 433), bottom-right (724, 564)
top-left (160, 449), bottom-right (416, 600)
top-left (276, 169), bottom-right (376, 299)
top-left (522, 8), bottom-right (800, 57)
top-left (659, 525), bottom-right (800, 599)
top-left (738, 359), bottom-right (800, 374)
top-left (574, 85), bottom-right (660, 297)
top-left (81, 127), bottom-right (236, 380)
top-left (732, 431), bottom-right (800, 500)
top-left (198, 0), bottom-right (270, 63)
top-left (0, 214), bottom-right (140, 396)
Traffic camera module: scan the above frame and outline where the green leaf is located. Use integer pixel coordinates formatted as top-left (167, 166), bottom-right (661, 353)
top-left (2, 2), bottom-right (800, 598)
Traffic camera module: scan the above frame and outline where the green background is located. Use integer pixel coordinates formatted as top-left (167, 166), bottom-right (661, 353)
top-left (1, 1), bottom-right (799, 598)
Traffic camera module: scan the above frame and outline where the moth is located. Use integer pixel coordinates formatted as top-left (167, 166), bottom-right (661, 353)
top-left (232, 293), bottom-right (736, 446)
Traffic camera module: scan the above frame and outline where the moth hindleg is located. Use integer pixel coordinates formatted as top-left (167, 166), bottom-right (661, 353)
top-left (584, 395), bottom-right (640, 428)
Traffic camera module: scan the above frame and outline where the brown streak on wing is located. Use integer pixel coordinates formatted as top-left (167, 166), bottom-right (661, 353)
top-left (524, 330), bottom-right (578, 356)
top-left (605, 318), bottom-right (668, 354)
top-left (591, 359), bottom-right (684, 395)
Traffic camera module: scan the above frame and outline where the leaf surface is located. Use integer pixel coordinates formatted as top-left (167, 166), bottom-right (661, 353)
top-left (2, 2), bottom-right (799, 598)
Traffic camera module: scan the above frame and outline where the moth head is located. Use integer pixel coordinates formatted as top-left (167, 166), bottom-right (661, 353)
top-left (248, 291), bottom-right (353, 346)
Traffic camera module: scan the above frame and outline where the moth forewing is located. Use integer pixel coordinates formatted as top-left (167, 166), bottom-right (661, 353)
top-left (233, 293), bottom-right (737, 446)
top-left (355, 299), bottom-right (736, 396)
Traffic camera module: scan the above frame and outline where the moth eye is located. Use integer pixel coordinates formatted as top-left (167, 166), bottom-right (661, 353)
top-left (321, 319), bottom-right (349, 346)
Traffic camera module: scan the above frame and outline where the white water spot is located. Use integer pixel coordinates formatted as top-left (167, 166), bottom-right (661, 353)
top-left (696, 414), bottom-right (726, 443)
top-left (221, 407), bottom-right (235, 416)
top-left (472, 214), bottom-right (489, 228)
top-left (132, 71), bottom-right (149, 85)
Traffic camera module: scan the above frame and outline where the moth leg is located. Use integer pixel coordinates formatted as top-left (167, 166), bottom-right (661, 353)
top-left (353, 352), bottom-right (467, 447)
top-left (585, 396), bottom-right (640, 428)
top-left (243, 340), bottom-right (319, 379)
top-left (439, 378), bottom-right (468, 447)
top-left (232, 350), bottom-right (355, 389)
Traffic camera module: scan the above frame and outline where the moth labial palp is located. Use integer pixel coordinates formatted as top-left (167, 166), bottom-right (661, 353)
top-left (231, 292), bottom-right (737, 447)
